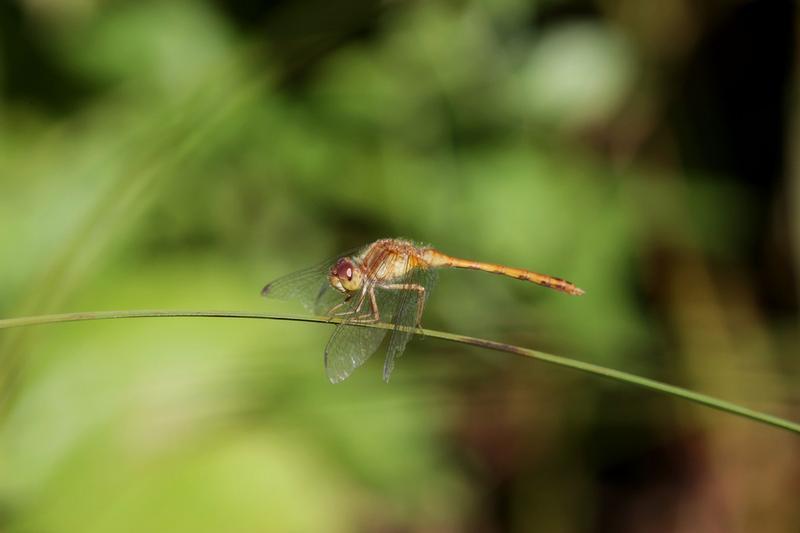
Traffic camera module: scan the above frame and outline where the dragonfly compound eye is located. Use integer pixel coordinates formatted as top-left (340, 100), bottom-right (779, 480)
top-left (334, 258), bottom-right (354, 281)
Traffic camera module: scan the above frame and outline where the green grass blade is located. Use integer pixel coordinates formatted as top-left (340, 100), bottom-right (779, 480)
top-left (0, 309), bottom-right (798, 435)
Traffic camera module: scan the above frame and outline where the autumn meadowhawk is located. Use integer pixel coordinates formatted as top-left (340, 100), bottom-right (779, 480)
top-left (261, 238), bottom-right (584, 383)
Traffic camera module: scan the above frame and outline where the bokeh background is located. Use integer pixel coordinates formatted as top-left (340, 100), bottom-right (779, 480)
top-left (1, 0), bottom-right (799, 531)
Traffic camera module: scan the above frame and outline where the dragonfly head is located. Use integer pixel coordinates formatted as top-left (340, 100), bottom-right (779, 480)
top-left (329, 257), bottom-right (363, 293)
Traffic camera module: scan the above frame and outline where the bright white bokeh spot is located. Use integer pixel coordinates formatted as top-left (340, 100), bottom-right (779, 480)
top-left (522, 21), bottom-right (636, 127)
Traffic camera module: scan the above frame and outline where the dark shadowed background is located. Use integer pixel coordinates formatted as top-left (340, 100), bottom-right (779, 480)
top-left (1, 0), bottom-right (799, 531)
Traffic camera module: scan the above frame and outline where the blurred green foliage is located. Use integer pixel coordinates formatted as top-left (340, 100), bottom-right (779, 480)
top-left (1, 0), bottom-right (798, 531)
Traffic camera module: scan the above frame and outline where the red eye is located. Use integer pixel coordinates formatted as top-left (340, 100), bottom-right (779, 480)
top-left (334, 259), bottom-right (354, 281)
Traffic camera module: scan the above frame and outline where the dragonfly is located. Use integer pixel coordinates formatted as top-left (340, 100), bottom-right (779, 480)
top-left (261, 238), bottom-right (584, 383)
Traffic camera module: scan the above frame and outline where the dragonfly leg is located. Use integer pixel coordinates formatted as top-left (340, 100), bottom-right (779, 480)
top-left (381, 283), bottom-right (426, 329)
top-left (327, 287), bottom-right (379, 323)
top-left (326, 297), bottom-right (359, 321)
top-left (327, 300), bottom-right (348, 320)
top-left (350, 286), bottom-right (380, 324)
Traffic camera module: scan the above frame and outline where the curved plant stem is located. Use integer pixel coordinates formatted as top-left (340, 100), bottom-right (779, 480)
top-left (0, 309), bottom-right (798, 435)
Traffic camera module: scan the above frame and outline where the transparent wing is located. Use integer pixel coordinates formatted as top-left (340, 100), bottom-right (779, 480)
top-left (379, 265), bottom-right (438, 382)
top-left (324, 275), bottom-right (398, 383)
top-left (325, 320), bottom-right (389, 383)
top-left (261, 257), bottom-right (345, 315)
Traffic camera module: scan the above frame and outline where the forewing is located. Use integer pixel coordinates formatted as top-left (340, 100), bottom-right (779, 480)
top-left (261, 258), bottom-right (342, 315)
top-left (324, 285), bottom-right (389, 383)
top-left (379, 264), bottom-right (437, 382)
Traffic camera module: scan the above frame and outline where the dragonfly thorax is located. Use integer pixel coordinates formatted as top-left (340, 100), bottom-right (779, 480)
top-left (329, 257), bottom-right (364, 293)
